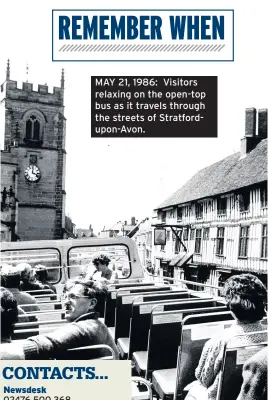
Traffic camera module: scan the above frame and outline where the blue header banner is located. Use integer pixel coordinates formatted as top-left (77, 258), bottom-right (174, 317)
top-left (52, 9), bottom-right (234, 62)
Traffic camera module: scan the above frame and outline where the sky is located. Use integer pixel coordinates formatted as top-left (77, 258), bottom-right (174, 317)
top-left (0, 0), bottom-right (267, 235)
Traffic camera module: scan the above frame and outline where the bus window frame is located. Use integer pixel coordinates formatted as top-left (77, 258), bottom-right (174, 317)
top-left (67, 243), bottom-right (132, 279)
top-left (1, 247), bottom-right (62, 284)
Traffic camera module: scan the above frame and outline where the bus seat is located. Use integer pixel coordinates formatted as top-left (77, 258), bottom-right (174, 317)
top-left (133, 301), bottom-right (227, 379)
top-left (217, 332), bottom-right (268, 400)
top-left (104, 282), bottom-right (155, 327)
top-left (152, 313), bottom-right (233, 400)
top-left (173, 312), bottom-right (234, 400)
top-left (114, 286), bottom-right (172, 343)
top-left (127, 292), bottom-right (209, 360)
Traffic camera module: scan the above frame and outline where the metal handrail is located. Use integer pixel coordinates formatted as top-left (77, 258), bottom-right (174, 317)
top-left (67, 344), bottom-right (116, 360)
top-left (141, 265), bottom-right (221, 291)
top-left (131, 377), bottom-right (153, 400)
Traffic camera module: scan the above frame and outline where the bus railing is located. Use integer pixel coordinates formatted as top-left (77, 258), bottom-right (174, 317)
top-left (141, 266), bottom-right (222, 297)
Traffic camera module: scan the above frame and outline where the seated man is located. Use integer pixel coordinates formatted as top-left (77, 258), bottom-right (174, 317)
top-left (2, 267), bottom-right (40, 315)
top-left (17, 263), bottom-right (45, 291)
top-left (0, 279), bottom-right (119, 360)
top-left (34, 264), bottom-right (57, 294)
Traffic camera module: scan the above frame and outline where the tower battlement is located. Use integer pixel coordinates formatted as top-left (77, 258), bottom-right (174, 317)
top-left (1, 60), bottom-right (65, 106)
top-left (1, 80), bottom-right (64, 106)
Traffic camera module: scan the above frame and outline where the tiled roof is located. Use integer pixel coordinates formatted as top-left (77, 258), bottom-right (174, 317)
top-left (157, 139), bottom-right (267, 210)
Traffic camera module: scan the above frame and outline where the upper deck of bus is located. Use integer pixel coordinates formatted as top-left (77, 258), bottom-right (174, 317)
top-left (0, 237), bottom-right (144, 282)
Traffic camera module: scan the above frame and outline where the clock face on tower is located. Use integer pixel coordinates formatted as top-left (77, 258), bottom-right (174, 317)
top-left (24, 165), bottom-right (41, 182)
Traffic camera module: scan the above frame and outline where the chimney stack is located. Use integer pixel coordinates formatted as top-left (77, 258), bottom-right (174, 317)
top-left (258, 109), bottom-right (268, 139)
top-left (131, 216), bottom-right (136, 225)
top-left (245, 108), bottom-right (256, 137)
top-left (241, 107), bottom-right (266, 157)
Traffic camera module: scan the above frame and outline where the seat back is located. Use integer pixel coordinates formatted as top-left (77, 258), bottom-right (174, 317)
top-left (146, 302), bottom-right (227, 379)
top-left (104, 282), bottom-right (155, 326)
top-left (217, 332), bottom-right (268, 400)
top-left (128, 292), bottom-right (205, 358)
top-left (19, 300), bottom-right (63, 312)
top-left (175, 312), bottom-right (233, 399)
top-left (12, 320), bottom-right (68, 340)
top-left (114, 286), bottom-right (172, 341)
top-left (25, 289), bottom-right (56, 296)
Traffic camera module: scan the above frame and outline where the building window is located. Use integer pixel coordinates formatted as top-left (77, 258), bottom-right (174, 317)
top-left (203, 228), bottom-right (210, 240)
top-left (185, 205), bottom-right (190, 217)
top-left (239, 192), bottom-right (250, 212)
top-left (167, 230), bottom-right (170, 241)
top-left (26, 115), bottom-right (41, 140)
top-left (260, 186), bottom-right (267, 208)
top-left (183, 227), bottom-right (189, 241)
top-left (175, 230), bottom-right (182, 254)
top-left (195, 229), bottom-right (202, 254)
top-left (217, 197), bottom-right (227, 215)
top-left (261, 224), bottom-right (267, 259)
top-left (216, 227), bottom-right (225, 256)
top-left (238, 226), bottom-right (250, 258)
top-left (190, 228), bottom-right (195, 240)
top-left (177, 207), bottom-right (183, 221)
top-left (195, 203), bottom-right (203, 219)
top-left (161, 211), bottom-right (166, 223)
top-left (168, 209), bottom-right (174, 219)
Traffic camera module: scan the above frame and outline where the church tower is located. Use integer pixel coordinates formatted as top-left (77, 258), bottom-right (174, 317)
top-left (0, 61), bottom-right (66, 240)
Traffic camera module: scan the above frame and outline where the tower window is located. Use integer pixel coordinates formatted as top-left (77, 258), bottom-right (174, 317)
top-left (25, 115), bottom-right (40, 140)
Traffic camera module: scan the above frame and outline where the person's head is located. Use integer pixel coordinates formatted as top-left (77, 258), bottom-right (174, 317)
top-left (0, 286), bottom-right (18, 341)
top-left (34, 264), bottom-right (48, 283)
top-left (223, 273), bottom-right (267, 323)
top-left (92, 253), bottom-right (111, 273)
top-left (62, 279), bottom-right (107, 322)
top-left (2, 268), bottom-right (21, 290)
top-left (16, 263), bottom-right (35, 282)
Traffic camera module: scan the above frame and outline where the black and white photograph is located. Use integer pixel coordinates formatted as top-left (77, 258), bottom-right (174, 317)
top-left (0, 1), bottom-right (267, 400)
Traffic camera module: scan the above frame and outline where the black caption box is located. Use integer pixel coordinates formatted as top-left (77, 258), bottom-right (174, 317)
top-left (91, 76), bottom-right (217, 138)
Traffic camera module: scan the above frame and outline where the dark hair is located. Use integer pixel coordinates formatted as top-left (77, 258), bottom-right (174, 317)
top-left (0, 286), bottom-right (18, 338)
top-left (34, 265), bottom-right (48, 283)
top-left (92, 253), bottom-right (111, 267)
top-left (73, 279), bottom-right (108, 299)
top-left (65, 279), bottom-right (108, 314)
top-left (223, 274), bottom-right (267, 322)
top-left (2, 273), bottom-right (21, 289)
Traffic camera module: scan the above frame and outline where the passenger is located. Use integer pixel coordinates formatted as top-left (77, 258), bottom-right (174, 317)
top-left (0, 287), bottom-right (26, 359)
top-left (34, 264), bottom-right (57, 294)
top-left (0, 279), bottom-right (119, 360)
top-left (2, 267), bottom-right (40, 318)
top-left (237, 346), bottom-right (267, 400)
top-left (185, 274), bottom-right (267, 400)
top-left (0, 287), bottom-right (18, 343)
top-left (18, 263), bottom-right (45, 291)
top-left (92, 253), bottom-right (113, 281)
